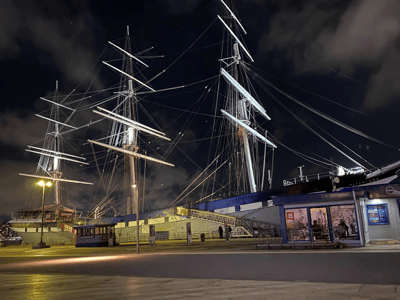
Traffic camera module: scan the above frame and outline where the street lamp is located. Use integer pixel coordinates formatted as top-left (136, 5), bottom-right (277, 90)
top-left (33, 180), bottom-right (52, 249)
top-left (132, 183), bottom-right (139, 254)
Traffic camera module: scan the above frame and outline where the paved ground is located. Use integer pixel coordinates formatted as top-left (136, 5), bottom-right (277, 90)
top-left (1, 239), bottom-right (400, 299)
top-left (2, 238), bottom-right (400, 257)
top-left (1, 273), bottom-right (400, 300)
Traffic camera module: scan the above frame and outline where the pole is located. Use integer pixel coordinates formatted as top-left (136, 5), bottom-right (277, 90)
top-left (132, 183), bottom-right (139, 254)
top-left (40, 185), bottom-right (45, 245)
top-left (136, 189), bottom-right (139, 254)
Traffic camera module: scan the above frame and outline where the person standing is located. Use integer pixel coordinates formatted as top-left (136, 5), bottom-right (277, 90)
top-left (339, 219), bottom-right (349, 238)
top-left (218, 226), bottom-right (223, 239)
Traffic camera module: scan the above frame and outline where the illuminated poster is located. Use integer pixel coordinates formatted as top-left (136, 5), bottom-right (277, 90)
top-left (366, 204), bottom-right (389, 225)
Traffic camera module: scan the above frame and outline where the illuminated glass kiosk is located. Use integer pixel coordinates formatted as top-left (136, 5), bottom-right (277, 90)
top-left (73, 224), bottom-right (117, 247)
top-left (273, 193), bottom-right (362, 246)
top-left (272, 183), bottom-right (400, 246)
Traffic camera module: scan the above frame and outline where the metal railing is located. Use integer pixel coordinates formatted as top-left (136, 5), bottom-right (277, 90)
top-left (117, 231), bottom-right (222, 243)
top-left (254, 228), bottom-right (348, 250)
top-left (9, 219), bottom-right (42, 223)
top-left (283, 172), bottom-right (331, 186)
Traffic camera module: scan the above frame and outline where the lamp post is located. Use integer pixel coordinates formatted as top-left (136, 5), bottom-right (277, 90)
top-left (132, 183), bottom-right (139, 254)
top-left (33, 180), bottom-right (52, 249)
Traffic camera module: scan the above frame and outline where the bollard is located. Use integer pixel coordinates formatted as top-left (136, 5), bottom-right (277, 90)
top-left (291, 229), bottom-right (294, 249)
top-left (311, 229), bottom-right (314, 249)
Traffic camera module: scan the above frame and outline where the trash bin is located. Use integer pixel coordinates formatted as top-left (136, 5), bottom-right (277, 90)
top-left (200, 233), bottom-right (205, 242)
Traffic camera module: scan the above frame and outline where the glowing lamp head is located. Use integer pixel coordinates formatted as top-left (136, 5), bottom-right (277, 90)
top-left (132, 183), bottom-right (137, 188)
top-left (38, 180), bottom-right (52, 187)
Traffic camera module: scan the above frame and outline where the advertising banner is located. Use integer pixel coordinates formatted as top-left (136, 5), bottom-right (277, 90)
top-left (367, 204), bottom-right (389, 225)
top-left (62, 223), bottom-right (75, 234)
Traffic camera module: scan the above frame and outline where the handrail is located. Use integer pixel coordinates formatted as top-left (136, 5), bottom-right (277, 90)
top-left (254, 227), bottom-right (357, 250)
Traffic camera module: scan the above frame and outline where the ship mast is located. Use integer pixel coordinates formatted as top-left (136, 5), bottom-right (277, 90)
top-left (20, 82), bottom-right (92, 208)
top-left (233, 43), bottom-right (257, 193)
top-left (88, 27), bottom-right (174, 253)
top-left (218, 0), bottom-right (276, 194)
top-left (123, 27), bottom-right (138, 215)
top-left (53, 80), bottom-right (62, 204)
top-left (125, 79), bottom-right (138, 215)
top-left (88, 27), bottom-right (173, 219)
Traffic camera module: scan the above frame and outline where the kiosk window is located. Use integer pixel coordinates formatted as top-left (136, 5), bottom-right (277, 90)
top-left (330, 205), bottom-right (358, 240)
top-left (310, 207), bottom-right (329, 240)
top-left (95, 227), bottom-right (99, 235)
top-left (77, 229), bottom-right (81, 236)
top-left (90, 228), bottom-right (94, 235)
top-left (285, 208), bottom-right (309, 241)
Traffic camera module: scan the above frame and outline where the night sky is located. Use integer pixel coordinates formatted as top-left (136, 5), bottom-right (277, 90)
top-left (1, 0), bottom-right (400, 220)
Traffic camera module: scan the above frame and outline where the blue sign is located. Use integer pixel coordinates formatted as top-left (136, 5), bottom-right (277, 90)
top-left (366, 204), bottom-right (389, 225)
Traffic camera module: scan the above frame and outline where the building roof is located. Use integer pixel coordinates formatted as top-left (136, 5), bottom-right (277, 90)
top-left (271, 183), bottom-right (400, 206)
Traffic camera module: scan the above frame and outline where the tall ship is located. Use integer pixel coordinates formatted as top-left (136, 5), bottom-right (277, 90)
top-left (10, 0), bottom-right (400, 244)
top-left (86, 0), bottom-right (400, 241)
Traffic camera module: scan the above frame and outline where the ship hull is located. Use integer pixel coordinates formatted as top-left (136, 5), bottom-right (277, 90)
top-left (14, 231), bottom-right (75, 245)
top-left (9, 222), bottom-right (76, 245)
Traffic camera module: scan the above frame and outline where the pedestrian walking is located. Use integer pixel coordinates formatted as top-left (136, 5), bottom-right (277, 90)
top-left (225, 224), bottom-right (229, 242)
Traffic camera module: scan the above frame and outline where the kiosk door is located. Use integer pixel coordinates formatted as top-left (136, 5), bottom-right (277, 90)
top-left (310, 207), bottom-right (330, 241)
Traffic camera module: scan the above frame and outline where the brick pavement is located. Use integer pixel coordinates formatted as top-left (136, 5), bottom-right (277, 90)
top-left (1, 273), bottom-right (399, 300)
top-left (1, 241), bottom-right (400, 299)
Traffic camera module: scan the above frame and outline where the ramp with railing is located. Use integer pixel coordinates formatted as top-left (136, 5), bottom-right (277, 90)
top-left (175, 207), bottom-right (254, 237)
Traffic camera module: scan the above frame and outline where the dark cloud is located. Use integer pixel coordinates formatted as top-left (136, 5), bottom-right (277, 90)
top-left (157, 0), bottom-right (201, 15)
top-left (0, 0), bottom-right (103, 90)
top-left (260, 0), bottom-right (400, 110)
top-left (144, 166), bottom-right (193, 209)
top-left (0, 110), bottom-right (46, 148)
top-left (0, 160), bottom-right (38, 216)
